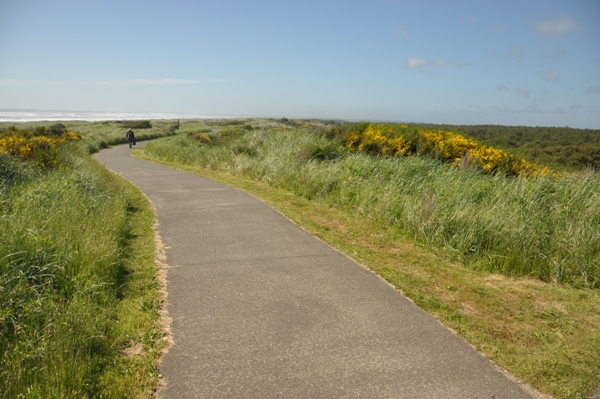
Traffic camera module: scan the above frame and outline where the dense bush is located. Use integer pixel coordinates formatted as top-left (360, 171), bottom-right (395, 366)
top-left (421, 123), bottom-right (600, 171)
top-left (345, 123), bottom-right (551, 177)
top-left (0, 128), bottom-right (81, 168)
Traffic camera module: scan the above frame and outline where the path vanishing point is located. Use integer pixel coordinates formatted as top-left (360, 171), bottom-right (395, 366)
top-left (97, 143), bottom-right (541, 399)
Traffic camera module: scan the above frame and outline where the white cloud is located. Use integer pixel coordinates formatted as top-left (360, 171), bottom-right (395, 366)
top-left (406, 57), bottom-right (449, 75)
top-left (128, 79), bottom-right (200, 84)
top-left (535, 16), bottom-right (578, 37)
top-left (462, 15), bottom-right (476, 24)
top-left (407, 57), bottom-right (427, 69)
top-left (586, 85), bottom-right (600, 95)
top-left (507, 45), bottom-right (527, 63)
top-left (496, 84), bottom-right (509, 92)
top-left (516, 86), bottom-right (531, 97)
top-left (544, 70), bottom-right (561, 81)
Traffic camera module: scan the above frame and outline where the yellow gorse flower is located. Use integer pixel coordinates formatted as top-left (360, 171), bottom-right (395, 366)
top-left (347, 124), bottom-right (409, 156)
top-left (346, 124), bottom-right (551, 178)
top-left (0, 130), bottom-right (80, 168)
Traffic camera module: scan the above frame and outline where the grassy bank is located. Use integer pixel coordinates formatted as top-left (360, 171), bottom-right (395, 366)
top-left (144, 126), bottom-right (600, 288)
top-left (137, 126), bottom-right (600, 399)
top-left (0, 119), bottom-right (180, 155)
top-left (0, 124), bottom-right (168, 397)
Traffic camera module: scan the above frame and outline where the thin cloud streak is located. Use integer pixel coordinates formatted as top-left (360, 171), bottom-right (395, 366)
top-left (407, 57), bottom-right (427, 69)
top-left (544, 71), bottom-right (561, 81)
top-left (128, 79), bottom-right (199, 84)
top-left (507, 45), bottom-right (527, 63)
top-left (534, 16), bottom-right (578, 37)
top-left (587, 85), bottom-right (600, 96)
top-left (407, 57), bottom-right (449, 75)
top-left (0, 79), bottom-right (224, 86)
top-left (517, 86), bottom-right (531, 97)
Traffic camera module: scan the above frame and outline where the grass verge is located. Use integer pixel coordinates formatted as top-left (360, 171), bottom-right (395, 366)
top-left (93, 167), bottom-right (169, 398)
top-left (1, 138), bottom-right (167, 397)
top-left (135, 142), bottom-right (600, 399)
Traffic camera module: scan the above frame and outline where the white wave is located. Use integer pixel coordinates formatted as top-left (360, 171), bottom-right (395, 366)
top-left (0, 109), bottom-right (231, 122)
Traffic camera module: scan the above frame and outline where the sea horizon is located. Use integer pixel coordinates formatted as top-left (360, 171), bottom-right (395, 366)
top-left (0, 108), bottom-right (231, 122)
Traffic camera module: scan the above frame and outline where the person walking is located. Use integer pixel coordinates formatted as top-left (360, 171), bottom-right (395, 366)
top-left (126, 128), bottom-right (136, 149)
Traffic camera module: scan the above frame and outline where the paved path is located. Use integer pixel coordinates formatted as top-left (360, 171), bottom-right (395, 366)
top-left (97, 143), bottom-right (540, 399)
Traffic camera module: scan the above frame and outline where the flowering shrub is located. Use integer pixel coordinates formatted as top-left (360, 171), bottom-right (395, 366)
top-left (347, 124), bottom-right (410, 156)
top-left (188, 132), bottom-right (212, 143)
top-left (0, 129), bottom-right (81, 168)
top-left (347, 124), bottom-right (551, 177)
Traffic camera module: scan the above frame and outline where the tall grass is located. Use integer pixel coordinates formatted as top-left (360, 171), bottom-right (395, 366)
top-left (80, 120), bottom-right (179, 154)
top-left (0, 139), bottom-right (164, 397)
top-left (0, 119), bottom-right (180, 155)
top-left (144, 128), bottom-right (600, 288)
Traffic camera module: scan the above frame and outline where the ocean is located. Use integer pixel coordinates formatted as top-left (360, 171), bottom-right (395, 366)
top-left (0, 109), bottom-right (225, 122)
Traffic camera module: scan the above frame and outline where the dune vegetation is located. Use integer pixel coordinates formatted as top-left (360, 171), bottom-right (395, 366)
top-left (137, 120), bottom-right (600, 399)
top-left (421, 123), bottom-right (600, 172)
top-left (144, 122), bottom-right (599, 287)
top-left (0, 122), bottom-right (174, 398)
top-left (1, 117), bottom-right (599, 398)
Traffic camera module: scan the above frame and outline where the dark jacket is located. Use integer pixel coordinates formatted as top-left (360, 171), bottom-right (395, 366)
top-left (126, 130), bottom-right (135, 142)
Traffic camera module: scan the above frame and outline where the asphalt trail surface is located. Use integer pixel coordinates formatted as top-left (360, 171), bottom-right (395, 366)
top-left (97, 143), bottom-right (540, 399)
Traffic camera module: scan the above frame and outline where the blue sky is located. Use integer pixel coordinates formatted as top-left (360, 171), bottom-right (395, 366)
top-left (1, 0), bottom-right (599, 128)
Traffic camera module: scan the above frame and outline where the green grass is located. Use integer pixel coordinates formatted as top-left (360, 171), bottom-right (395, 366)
top-left (0, 125), bottom-right (169, 398)
top-left (3, 118), bottom-right (598, 397)
top-left (0, 119), bottom-right (181, 155)
top-left (136, 126), bottom-right (600, 399)
top-left (142, 128), bottom-right (600, 288)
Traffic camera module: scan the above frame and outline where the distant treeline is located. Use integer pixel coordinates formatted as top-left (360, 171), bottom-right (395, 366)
top-left (416, 124), bottom-right (600, 171)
